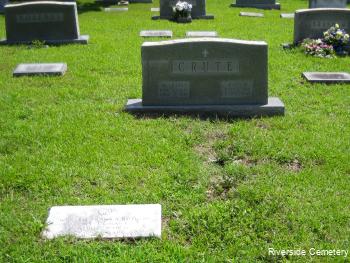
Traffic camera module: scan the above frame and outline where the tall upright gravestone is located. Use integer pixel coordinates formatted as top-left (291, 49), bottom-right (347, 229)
top-left (309, 0), bottom-right (347, 8)
top-left (231, 0), bottom-right (280, 10)
top-left (0, 1), bottom-right (89, 45)
top-left (153, 0), bottom-right (214, 20)
top-left (126, 38), bottom-right (285, 117)
top-left (294, 8), bottom-right (350, 44)
top-left (0, 0), bottom-right (8, 13)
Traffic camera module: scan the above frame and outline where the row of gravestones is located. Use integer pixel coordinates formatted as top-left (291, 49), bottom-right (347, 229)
top-left (2, 2), bottom-right (350, 118)
top-left (1, 0), bottom-right (349, 15)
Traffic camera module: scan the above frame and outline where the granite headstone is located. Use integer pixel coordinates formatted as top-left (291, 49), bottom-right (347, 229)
top-left (42, 204), bottom-right (162, 239)
top-left (309, 0), bottom-right (347, 8)
top-left (232, 0), bottom-right (280, 10)
top-left (140, 30), bottom-right (172, 37)
top-left (0, 0), bottom-right (8, 14)
top-left (153, 0), bottom-right (214, 20)
top-left (13, 63), bottom-right (67, 76)
top-left (126, 38), bottom-right (285, 117)
top-left (294, 8), bottom-right (350, 44)
top-left (302, 72), bottom-right (350, 83)
top-left (0, 1), bottom-right (89, 45)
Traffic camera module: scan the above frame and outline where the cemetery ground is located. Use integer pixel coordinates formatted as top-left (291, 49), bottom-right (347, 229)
top-left (0, 0), bottom-right (349, 261)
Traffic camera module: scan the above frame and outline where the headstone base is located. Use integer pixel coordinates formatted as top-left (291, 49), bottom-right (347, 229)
top-left (0, 35), bottom-right (89, 45)
top-left (152, 14), bottom-right (214, 20)
top-left (125, 98), bottom-right (285, 117)
top-left (231, 3), bottom-right (281, 10)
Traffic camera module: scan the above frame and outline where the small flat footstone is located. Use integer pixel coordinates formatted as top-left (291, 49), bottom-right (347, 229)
top-left (302, 72), bottom-right (350, 84)
top-left (118, 0), bottom-right (129, 5)
top-left (104, 7), bottom-right (128, 12)
top-left (186, 31), bottom-right (218, 38)
top-left (140, 30), bottom-right (172, 38)
top-left (13, 63), bottom-right (67, 77)
top-left (280, 13), bottom-right (294, 19)
top-left (151, 7), bottom-right (159, 12)
top-left (42, 204), bottom-right (162, 239)
top-left (239, 12), bottom-right (264, 17)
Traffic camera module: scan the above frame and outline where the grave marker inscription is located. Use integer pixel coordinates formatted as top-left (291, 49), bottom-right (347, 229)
top-left (42, 204), bottom-right (162, 239)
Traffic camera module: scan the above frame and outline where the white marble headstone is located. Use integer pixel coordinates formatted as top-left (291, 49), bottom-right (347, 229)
top-left (140, 30), bottom-right (173, 37)
top-left (42, 204), bottom-right (162, 239)
top-left (186, 31), bottom-right (218, 38)
top-left (239, 12), bottom-right (264, 17)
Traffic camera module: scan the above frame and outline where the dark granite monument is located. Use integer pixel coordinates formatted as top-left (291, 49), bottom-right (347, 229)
top-left (309, 0), bottom-right (347, 8)
top-left (294, 8), bottom-right (350, 44)
top-left (152, 0), bottom-right (214, 20)
top-left (125, 38), bottom-right (285, 117)
top-left (231, 0), bottom-right (280, 10)
top-left (0, 0), bottom-right (8, 14)
top-left (0, 1), bottom-right (89, 45)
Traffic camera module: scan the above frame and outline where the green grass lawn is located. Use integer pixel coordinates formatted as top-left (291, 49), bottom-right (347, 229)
top-left (0, 0), bottom-right (349, 261)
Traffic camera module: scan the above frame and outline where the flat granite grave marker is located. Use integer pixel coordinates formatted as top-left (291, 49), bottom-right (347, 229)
top-left (0, 1), bottom-right (88, 45)
top-left (302, 72), bottom-right (350, 83)
top-left (125, 38), bottom-right (285, 117)
top-left (186, 31), bottom-right (218, 37)
top-left (294, 8), bottom-right (350, 44)
top-left (240, 12), bottom-right (264, 17)
top-left (13, 63), bottom-right (67, 76)
top-left (42, 204), bottom-right (162, 239)
top-left (280, 13), bottom-right (294, 19)
top-left (151, 7), bottom-right (160, 12)
top-left (140, 30), bottom-right (172, 37)
top-left (104, 7), bottom-right (128, 11)
top-left (309, 0), bottom-right (347, 8)
top-left (153, 0), bottom-right (214, 20)
top-left (232, 0), bottom-right (280, 10)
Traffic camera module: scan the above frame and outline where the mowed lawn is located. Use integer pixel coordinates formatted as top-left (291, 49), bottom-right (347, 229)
top-left (0, 0), bottom-right (349, 261)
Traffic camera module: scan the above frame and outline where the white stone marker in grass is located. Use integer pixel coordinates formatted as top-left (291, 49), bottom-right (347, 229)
top-left (13, 63), bottom-right (67, 77)
top-left (239, 12), bottom-right (264, 18)
top-left (186, 31), bottom-right (218, 38)
top-left (104, 7), bottom-right (128, 12)
top-left (42, 204), bottom-right (162, 239)
top-left (140, 30), bottom-right (173, 38)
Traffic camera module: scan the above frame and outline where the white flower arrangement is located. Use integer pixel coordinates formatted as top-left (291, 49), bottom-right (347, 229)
top-left (173, 1), bottom-right (192, 19)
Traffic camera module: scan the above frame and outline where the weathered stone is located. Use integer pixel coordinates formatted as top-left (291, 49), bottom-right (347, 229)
top-left (239, 12), bottom-right (264, 17)
top-left (186, 31), bottom-right (218, 37)
top-left (125, 38), bottom-right (284, 117)
top-left (232, 0), bottom-right (280, 10)
top-left (0, 2), bottom-right (88, 45)
top-left (42, 204), bottom-right (162, 239)
top-left (151, 7), bottom-right (160, 12)
top-left (302, 72), bottom-right (350, 83)
top-left (280, 13), bottom-right (294, 19)
top-left (13, 63), bottom-right (67, 76)
top-left (140, 30), bottom-right (172, 37)
top-left (104, 7), bottom-right (128, 11)
top-left (309, 0), bottom-right (347, 8)
top-left (294, 8), bottom-right (350, 44)
top-left (153, 0), bottom-right (214, 20)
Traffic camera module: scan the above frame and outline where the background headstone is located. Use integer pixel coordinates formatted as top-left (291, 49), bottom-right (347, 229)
top-left (302, 72), bottom-right (350, 83)
top-left (240, 12), bottom-right (264, 17)
top-left (186, 31), bottom-right (218, 37)
top-left (42, 204), bottom-right (162, 239)
top-left (13, 63), bottom-right (67, 76)
top-left (280, 13), bottom-right (294, 19)
top-left (154, 0), bottom-right (214, 20)
top-left (309, 0), bottom-right (347, 8)
top-left (294, 8), bottom-right (350, 44)
top-left (104, 7), bottom-right (128, 11)
top-left (126, 38), bottom-right (284, 117)
top-left (0, 0), bottom-right (8, 13)
top-left (0, 1), bottom-right (88, 45)
top-left (140, 30), bottom-right (172, 37)
top-left (232, 0), bottom-right (280, 10)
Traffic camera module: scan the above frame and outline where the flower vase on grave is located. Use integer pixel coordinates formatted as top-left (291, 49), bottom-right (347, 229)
top-left (173, 1), bottom-right (192, 23)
